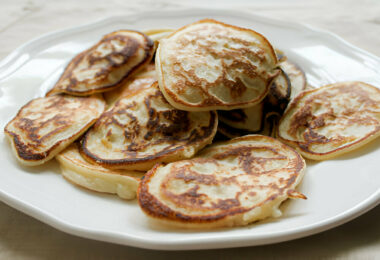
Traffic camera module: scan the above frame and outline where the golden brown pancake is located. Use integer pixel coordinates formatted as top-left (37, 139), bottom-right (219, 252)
top-left (4, 94), bottom-right (106, 166)
top-left (278, 81), bottom-right (380, 160)
top-left (80, 82), bottom-right (218, 171)
top-left (47, 30), bottom-right (154, 96)
top-left (138, 135), bottom-right (306, 229)
top-left (156, 19), bottom-right (279, 111)
top-left (56, 143), bottom-right (143, 200)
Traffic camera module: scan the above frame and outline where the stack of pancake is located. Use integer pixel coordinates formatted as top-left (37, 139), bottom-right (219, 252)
top-left (4, 19), bottom-right (380, 229)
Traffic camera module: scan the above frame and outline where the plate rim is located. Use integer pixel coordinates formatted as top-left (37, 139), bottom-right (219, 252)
top-left (1, 183), bottom-right (379, 250)
top-left (0, 8), bottom-right (379, 250)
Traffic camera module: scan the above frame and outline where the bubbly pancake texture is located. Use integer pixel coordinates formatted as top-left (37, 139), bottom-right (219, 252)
top-left (138, 135), bottom-right (306, 228)
top-left (81, 82), bottom-right (218, 171)
top-left (278, 81), bottom-right (380, 160)
top-left (156, 19), bottom-right (279, 111)
top-left (47, 30), bottom-right (154, 96)
top-left (56, 144), bottom-right (143, 200)
top-left (4, 94), bottom-right (105, 166)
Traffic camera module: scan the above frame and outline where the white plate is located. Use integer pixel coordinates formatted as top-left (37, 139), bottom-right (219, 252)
top-left (0, 9), bottom-right (379, 250)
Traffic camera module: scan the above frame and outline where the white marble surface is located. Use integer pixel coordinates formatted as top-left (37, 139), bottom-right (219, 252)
top-left (0, 0), bottom-right (379, 259)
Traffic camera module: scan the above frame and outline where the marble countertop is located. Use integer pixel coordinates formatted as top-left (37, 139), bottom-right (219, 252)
top-left (0, 0), bottom-right (379, 259)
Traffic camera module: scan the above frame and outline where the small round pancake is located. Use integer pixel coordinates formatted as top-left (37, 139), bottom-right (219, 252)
top-left (156, 19), bottom-right (279, 111)
top-left (138, 135), bottom-right (306, 229)
top-left (56, 143), bottom-right (143, 200)
top-left (280, 59), bottom-right (307, 100)
top-left (103, 62), bottom-right (156, 106)
top-left (81, 82), bottom-right (218, 171)
top-left (47, 30), bottom-right (154, 96)
top-left (4, 94), bottom-right (106, 166)
top-left (278, 81), bottom-right (380, 160)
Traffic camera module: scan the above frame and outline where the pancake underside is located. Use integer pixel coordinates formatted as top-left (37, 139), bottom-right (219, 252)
top-left (57, 144), bottom-right (143, 200)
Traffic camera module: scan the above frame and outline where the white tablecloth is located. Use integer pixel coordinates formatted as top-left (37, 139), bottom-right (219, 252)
top-left (0, 0), bottom-right (379, 258)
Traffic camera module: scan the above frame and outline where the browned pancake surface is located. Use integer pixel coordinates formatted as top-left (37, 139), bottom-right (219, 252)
top-left (48, 30), bottom-right (154, 96)
top-left (278, 81), bottom-right (380, 159)
top-left (138, 135), bottom-right (306, 228)
top-left (5, 94), bottom-right (105, 165)
top-left (156, 19), bottom-right (279, 111)
top-left (81, 83), bottom-right (218, 171)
